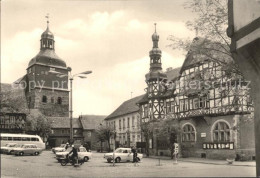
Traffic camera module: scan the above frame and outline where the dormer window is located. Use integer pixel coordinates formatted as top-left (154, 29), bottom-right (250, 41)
top-left (28, 68), bottom-right (32, 74)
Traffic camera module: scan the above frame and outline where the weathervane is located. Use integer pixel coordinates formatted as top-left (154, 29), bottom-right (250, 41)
top-left (45, 13), bottom-right (50, 27)
top-left (154, 23), bottom-right (157, 32)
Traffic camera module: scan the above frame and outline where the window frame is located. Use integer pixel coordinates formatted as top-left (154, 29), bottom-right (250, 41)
top-left (182, 123), bottom-right (196, 142)
top-left (212, 121), bottom-right (231, 142)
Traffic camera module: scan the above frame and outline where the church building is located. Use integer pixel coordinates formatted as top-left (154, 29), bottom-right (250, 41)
top-left (23, 19), bottom-right (70, 117)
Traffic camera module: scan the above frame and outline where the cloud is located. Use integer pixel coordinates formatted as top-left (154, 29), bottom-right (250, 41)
top-left (71, 50), bottom-right (185, 116)
top-left (2, 8), bottom-right (189, 117)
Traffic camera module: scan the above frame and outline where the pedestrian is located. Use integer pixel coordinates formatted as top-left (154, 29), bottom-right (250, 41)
top-left (132, 146), bottom-right (139, 166)
top-left (65, 142), bottom-right (69, 150)
top-left (69, 145), bottom-right (78, 164)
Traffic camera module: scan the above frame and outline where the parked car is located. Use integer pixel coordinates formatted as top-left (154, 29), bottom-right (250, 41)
top-left (6, 144), bottom-right (23, 155)
top-left (12, 144), bottom-right (43, 156)
top-left (56, 146), bottom-right (92, 162)
top-left (52, 144), bottom-right (67, 154)
top-left (1, 143), bottom-right (17, 154)
top-left (104, 148), bottom-right (143, 163)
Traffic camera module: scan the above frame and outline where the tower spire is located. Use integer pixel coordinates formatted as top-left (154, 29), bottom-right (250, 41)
top-left (41, 13), bottom-right (55, 50)
top-left (149, 23), bottom-right (162, 71)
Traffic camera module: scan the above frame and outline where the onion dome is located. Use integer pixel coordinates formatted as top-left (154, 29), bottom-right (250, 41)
top-left (28, 49), bottom-right (66, 68)
top-left (152, 31), bottom-right (159, 41)
top-left (27, 17), bottom-right (66, 69)
top-left (41, 26), bottom-right (54, 40)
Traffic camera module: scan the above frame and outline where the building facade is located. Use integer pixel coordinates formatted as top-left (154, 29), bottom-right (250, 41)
top-left (48, 115), bottom-right (106, 148)
top-left (138, 26), bottom-right (254, 160)
top-left (23, 21), bottom-right (70, 117)
top-left (0, 83), bottom-right (28, 133)
top-left (80, 115), bottom-right (107, 151)
top-left (105, 95), bottom-right (143, 148)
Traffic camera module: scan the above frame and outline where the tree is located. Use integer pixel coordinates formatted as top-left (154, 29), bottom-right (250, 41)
top-left (141, 120), bottom-right (157, 157)
top-left (96, 124), bottom-right (115, 152)
top-left (0, 84), bottom-right (29, 113)
top-left (25, 109), bottom-right (51, 140)
top-left (167, 0), bottom-right (241, 75)
top-left (157, 118), bottom-right (181, 159)
top-left (167, 0), bottom-right (253, 114)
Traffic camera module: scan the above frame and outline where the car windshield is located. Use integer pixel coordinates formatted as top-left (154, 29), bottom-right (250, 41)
top-left (115, 148), bottom-right (129, 153)
top-left (60, 144), bottom-right (66, 147)
top-left (79, 147), bottom-right (86, 152)
top-left (14, 145), bottom-right (22, 148)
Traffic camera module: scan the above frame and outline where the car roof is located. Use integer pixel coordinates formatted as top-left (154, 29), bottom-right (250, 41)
top-left (117, 148), bottom-right (131, 150)
top-left (23, 144), bottom-right (37, 146)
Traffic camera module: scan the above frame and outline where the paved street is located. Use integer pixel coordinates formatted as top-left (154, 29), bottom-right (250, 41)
top-left (0, 151), bottom-right (256, 177)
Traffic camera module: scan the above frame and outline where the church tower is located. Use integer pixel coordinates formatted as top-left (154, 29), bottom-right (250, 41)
top-left (145, 24), bottom-right (167, 120)
top-left (25, 17), bottom-right (69, 117)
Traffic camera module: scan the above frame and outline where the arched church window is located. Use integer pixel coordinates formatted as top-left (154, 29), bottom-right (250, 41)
top-left (57, 97), bottom-right (62, 104)
top-left (213, 121), bottom-right (230, 142)
top-left (182, 124), bottom-right (196, 142)
top-left (42, 95), bottom-right (47, 103)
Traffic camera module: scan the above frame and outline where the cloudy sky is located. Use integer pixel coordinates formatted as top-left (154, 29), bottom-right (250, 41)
top-left (1, 0), bottom-right (196, 117)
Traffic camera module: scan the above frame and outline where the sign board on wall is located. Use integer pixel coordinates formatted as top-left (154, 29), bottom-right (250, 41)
top-left (201, 133), bottom-right (206, 137)
top-left (203, 142), bottom-right (234, 150)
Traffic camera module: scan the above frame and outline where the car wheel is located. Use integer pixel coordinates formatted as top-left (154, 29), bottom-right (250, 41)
top-left (84, 156), bottom-right (89, 162)
top-left (34, 152), bottom-right (39, 156)
top-left (115, 157), bottom-right (121, 163)
top-left (107, 158), bottom-right (112, 163)
top-left (19, 152), bottom-right (24, 156)
top-left (60, 160), bottom-right (67, 166)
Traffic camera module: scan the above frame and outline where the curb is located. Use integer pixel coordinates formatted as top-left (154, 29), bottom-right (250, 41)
top-left (178, 160), bottom-right (256, 167)
top-left (145, 157), bottom-right (255, 167)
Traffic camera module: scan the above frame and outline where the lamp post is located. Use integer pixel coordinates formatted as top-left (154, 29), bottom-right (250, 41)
top-left (52, 68), bottom-right (92, 143)
top-left (68, 69), bottom-right (92, 143)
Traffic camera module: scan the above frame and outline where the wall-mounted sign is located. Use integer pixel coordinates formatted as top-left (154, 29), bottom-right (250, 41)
top-left (201, 133), bottom-right (206, 137)
top-left (203, 142), bottom-right (234, 150)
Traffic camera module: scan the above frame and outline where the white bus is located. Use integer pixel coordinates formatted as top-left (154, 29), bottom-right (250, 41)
top-left (0, 133), bottom-right (45, 149)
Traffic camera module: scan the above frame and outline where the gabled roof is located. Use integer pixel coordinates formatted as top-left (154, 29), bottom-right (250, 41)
top-left (165, 67), bottom-right (181, 81)
top-left (136, 93), bottom-right (148, 104)
top-left (48, 117), bottom-right (82, 129)
top-left (105, 95), bottom-right (144, 120)
top-left (80, 115), bottom-right (106, 130)
top-left (180, 37), bottom-right (233, 74)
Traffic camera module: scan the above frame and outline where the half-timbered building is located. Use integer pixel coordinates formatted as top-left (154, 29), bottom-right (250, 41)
top-left (138, 26), bottom-right (255, 160)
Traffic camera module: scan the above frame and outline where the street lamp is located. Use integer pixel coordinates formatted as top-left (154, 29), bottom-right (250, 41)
top-left (68, 69), bottom-right (92, 142)
top-left (51, 68), bottom-right (92, 143)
